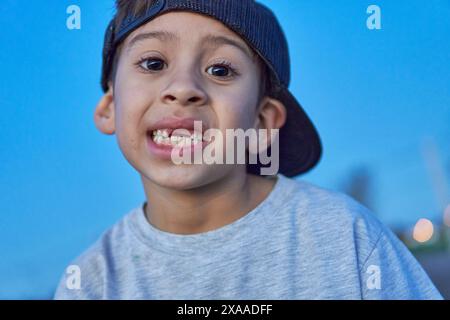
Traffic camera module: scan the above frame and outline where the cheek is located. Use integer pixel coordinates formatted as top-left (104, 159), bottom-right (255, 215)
top-left (114, 88), bottom-right (155, 153)
top-left (115, 110), bottom-right (140, 154)
top-left (114, 67), bottom-right (158, 133)
top-left (215, 85), bottom-right (259, 130)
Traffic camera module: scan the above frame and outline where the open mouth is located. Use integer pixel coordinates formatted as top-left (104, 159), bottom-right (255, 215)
top-left (145, 117), bottom-right (212, 160)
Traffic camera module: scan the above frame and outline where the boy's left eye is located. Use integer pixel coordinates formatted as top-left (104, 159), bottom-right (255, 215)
top-left (207, 65), bottom-right (231, 77)
top-left (206, 63), bottom-right (238, 78)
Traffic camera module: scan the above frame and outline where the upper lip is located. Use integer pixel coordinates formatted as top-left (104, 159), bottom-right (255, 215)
top-left (147, 117), bottom-right (209, 136)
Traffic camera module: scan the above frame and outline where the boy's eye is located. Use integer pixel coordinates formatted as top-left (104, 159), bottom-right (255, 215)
top-left (206, 64), bottom-right (236, 78)
top-left (138, 58), bottom-right (166, 72)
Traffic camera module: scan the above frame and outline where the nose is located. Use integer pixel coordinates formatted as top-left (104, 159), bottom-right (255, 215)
top-left (160, 71), bottom-right (208, 107)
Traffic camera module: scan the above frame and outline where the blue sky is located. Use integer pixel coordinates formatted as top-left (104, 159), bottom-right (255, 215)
top-left (0, 0), bottom-right (449, 298)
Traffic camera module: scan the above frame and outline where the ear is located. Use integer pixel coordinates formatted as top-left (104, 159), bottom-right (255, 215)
top-left (254, 96), bottom-right (287, 133)
top-left (249, 97), bottom-right (286, 153)
top-left (94, 86), bottom-right (115, 135)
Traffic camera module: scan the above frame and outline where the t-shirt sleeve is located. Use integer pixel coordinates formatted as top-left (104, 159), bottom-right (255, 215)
top-left (53, 252), bottom-right (106, 300)
top-left (359, 227), bottom-right (442, 300)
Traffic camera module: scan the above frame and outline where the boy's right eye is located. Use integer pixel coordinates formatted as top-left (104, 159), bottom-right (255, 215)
top-left (137, 58), bottom-right (166, 72)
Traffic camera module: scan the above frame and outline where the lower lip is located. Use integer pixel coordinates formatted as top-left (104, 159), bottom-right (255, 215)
top-left (146, 133), bottom-right (211, 161)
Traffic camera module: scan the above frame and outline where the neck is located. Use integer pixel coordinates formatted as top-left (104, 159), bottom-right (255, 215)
top-left (141, 169), bottom-right (275, 234)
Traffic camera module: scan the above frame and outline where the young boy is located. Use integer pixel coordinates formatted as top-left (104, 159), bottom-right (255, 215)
top-left (55, 0), bottom-right (442, 299)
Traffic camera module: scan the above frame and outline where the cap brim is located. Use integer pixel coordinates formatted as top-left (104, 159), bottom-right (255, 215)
top-left (248, 89), bottom-right (322, 177)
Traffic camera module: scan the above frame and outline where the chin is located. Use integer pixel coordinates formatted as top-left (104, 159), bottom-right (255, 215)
top-left (144, 163), bottom-right (224, 190)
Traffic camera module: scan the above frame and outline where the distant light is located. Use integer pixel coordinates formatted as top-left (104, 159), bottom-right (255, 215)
top-left (444, 204), bottom-right (450, 227)
top-left (413, 218), bottom-right (434, 243)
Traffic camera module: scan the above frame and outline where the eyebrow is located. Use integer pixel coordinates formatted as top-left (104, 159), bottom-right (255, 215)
top-left (126, 30), bottom-right (254, 59)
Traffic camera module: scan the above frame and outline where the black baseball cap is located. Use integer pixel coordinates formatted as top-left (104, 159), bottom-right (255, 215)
top-left (100, 0), bottom-right (322, 177)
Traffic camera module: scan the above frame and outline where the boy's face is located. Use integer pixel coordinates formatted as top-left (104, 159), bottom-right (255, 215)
top-left (96, 12), bottom-right (278, 190)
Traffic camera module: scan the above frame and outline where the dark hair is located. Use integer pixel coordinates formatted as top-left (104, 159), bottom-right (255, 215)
top-left (109, 0), bottom-right (274, 102)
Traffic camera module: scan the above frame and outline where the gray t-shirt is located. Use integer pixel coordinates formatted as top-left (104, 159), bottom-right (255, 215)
top-left (54, 174), bottom-right (442, 299)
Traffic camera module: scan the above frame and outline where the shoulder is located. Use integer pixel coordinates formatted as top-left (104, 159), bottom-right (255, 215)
top-left (275, 174), bottom-right (385, 261)
top-left (53, 206), bottom-right (141, 299)
top-left (278, 174), bottom-right (383, 235)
